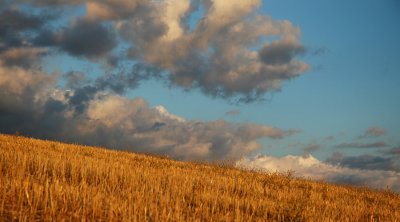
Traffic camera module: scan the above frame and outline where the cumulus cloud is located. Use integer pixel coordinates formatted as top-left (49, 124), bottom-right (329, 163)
top-left (154, 0), bottom-right (308, 101)
top-left (0, 61), bottom-right (293, 161)
top-left (1, 1), bottom-right (307, 163)
top-left (59, 20), bottom-right (116, 58)
top-left (83, 95), bottom-right (293, 160)
top-left (0, 8), bottom-right (48, 49)
top-left (0, 8), bottom-right (42, 30)
top-left (35, 19), bottom-right (117, 59)
top-left (237, 154), bottom-right (400, 192)
top-left (6, 0), bottom-right (309, 102)
top-left (0, 65), bottom-right (64, 139)
top-left (335, 141), bottom-right (388, 149)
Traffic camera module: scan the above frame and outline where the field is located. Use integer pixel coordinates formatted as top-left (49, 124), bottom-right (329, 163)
top-left (0, 133), bottom-right (399, 221)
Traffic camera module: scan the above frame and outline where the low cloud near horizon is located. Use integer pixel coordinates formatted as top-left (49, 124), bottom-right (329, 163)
top-left (237, 154), bottom-right (400, 192)
top-left (334, 141), bottom-right (388, 149)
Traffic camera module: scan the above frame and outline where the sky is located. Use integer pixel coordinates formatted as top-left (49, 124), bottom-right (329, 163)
top-left (1, 0), bottom-right (399, 191)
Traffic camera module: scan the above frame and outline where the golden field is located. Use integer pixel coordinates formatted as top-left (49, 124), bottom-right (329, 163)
top-left (0, 133), bottom-right (399, 221)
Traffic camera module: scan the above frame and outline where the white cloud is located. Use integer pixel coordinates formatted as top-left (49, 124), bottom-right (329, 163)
top-left (154, 105), bottom-right (185, 122)
top-left (237, 154), bottom-right (400, 192)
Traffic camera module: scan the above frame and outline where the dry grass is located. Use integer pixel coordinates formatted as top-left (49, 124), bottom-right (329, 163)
top-left (0, 134), bottom-right (399, 221)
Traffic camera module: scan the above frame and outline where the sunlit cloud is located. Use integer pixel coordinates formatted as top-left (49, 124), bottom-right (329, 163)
top-left (237, 154), bottom-right (400, 192)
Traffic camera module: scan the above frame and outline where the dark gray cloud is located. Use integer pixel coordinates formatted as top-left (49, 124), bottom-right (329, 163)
top-left (0, 65), bottom-right (62, 138)
top-left (0, 8), bottom-right (54, 68)
top-left (2, 0), bottom-right (309, 102)
top-left (35, 19), bottom-right (117, 59)
top-left (13, 0), bottom-right (83, 6)
top-left (60, 19), bottom-right (116, 58)
top-left (0, 8), bottom-right (51, 67)
top-left (383, 147), bottom-right (400, 156)
top-left (326, 152), bottom-right (400, 173)
top-left (0, 9), bottom-right (44, 32)
top-left (95, 62), bottom-right (164, 94)
top-left (116, 0), bottom-right (309, 102)
top-left (0, 8), bottom-right (51, 57)
top-left (52, 62), bottom-right (163, 116)
top-left (335, 141), bottom-right (388, 149)
top-left (259, 39), bottom-right (305, 65)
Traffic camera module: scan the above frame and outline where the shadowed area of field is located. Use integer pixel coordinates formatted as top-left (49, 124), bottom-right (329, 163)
top-left (1, 134), bottom-right (399, 221)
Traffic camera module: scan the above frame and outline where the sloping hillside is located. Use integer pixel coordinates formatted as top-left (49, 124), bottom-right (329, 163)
top-left (0, 134), bottom-right (399, 221)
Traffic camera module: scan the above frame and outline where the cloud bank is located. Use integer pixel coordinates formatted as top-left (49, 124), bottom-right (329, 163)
top-left (0, 62), bottom-right (294, 161)
top-left (237, 154), bottom-right (400, 192)
top-left (384, 147), bottom-right (400, 156)
top-left (326, 152), bottom-right (400, 173)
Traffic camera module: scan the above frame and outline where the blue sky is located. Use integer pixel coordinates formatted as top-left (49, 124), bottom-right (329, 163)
top-left (264, 0), bottom-right (400, 157)
top-left (1, 0), bottom-right (400, 191)
top-left (262, 0), bottom-right (400, 156)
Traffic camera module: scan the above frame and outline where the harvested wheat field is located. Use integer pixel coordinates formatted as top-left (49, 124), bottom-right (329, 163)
top-left (0, 133), bottom-right (399, 221)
